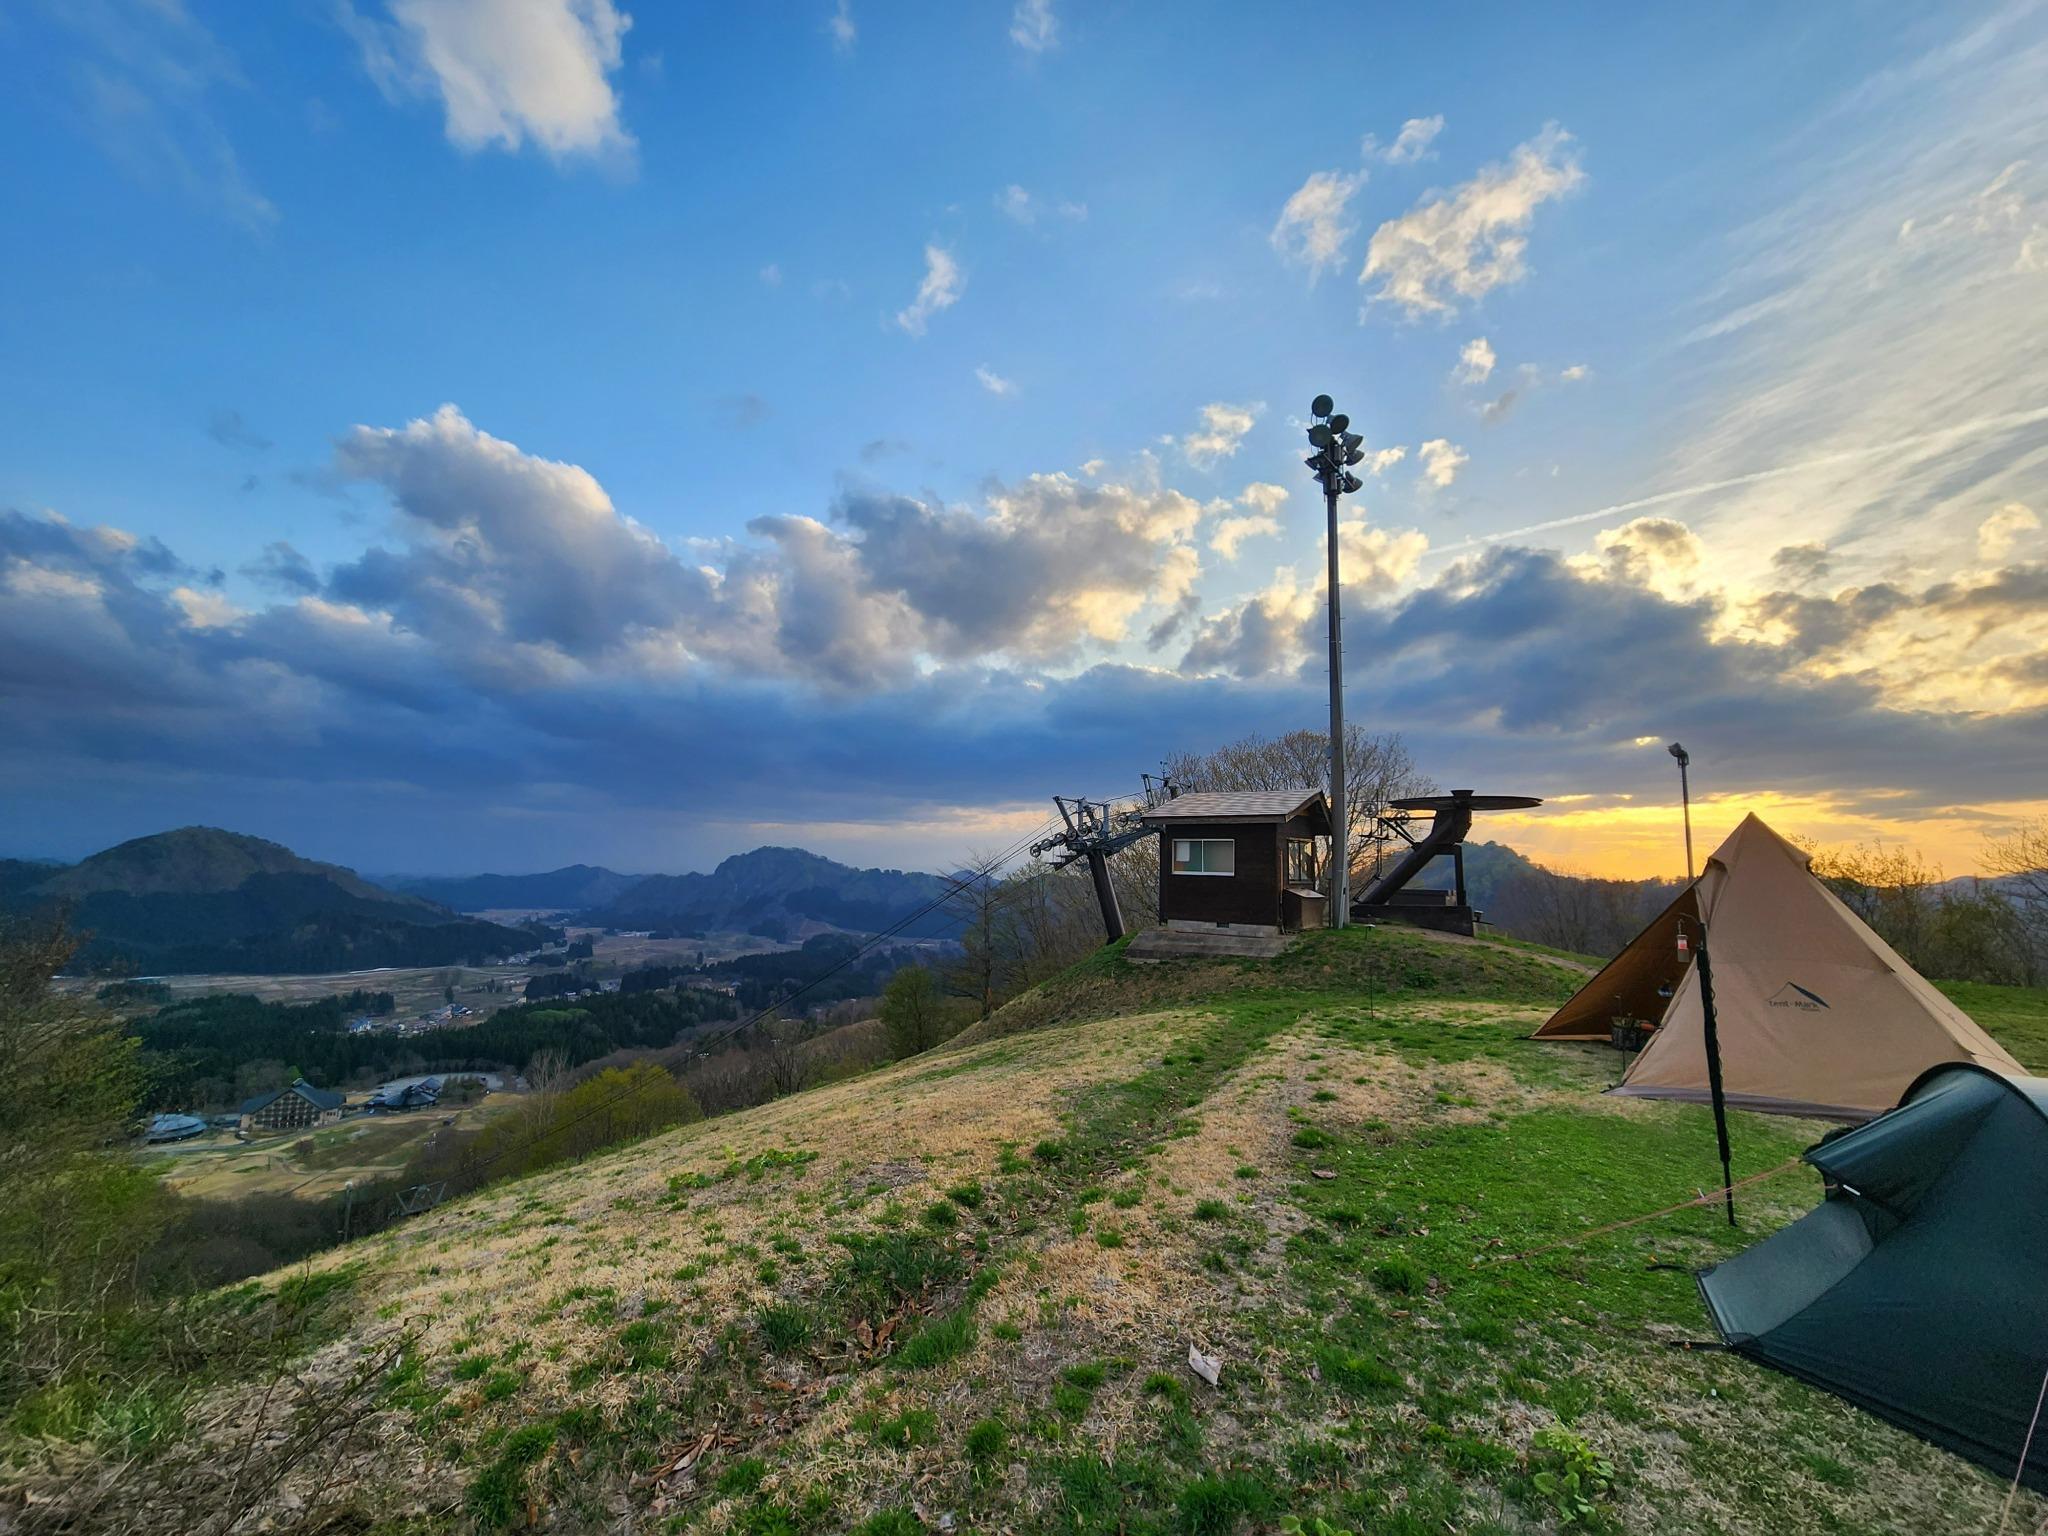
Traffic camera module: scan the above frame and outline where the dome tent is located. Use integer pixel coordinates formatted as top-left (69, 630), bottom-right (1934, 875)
top-left (1534, 814), bottom-right (2019, 1121)
top-left (1698, 1063), bottom-right (2048, 1491)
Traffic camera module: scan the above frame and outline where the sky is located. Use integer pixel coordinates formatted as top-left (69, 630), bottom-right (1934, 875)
top-left (1, 0), bottom-right (2044, 882)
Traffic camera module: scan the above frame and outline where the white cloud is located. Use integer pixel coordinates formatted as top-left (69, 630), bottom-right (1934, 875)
top-left (1454, 336), bottom-right (1497, 385)
top-left (1652, 12), bottom-right (2048, 592)
top-left (1979, 502), bottom-right (2040, 561)
top-left (1181, 402), bottom-right (1262, 469)
top-left (895, 245), bottom-right (963, 336)
top-left (1418, 439), bottom-right (1468, 488)
top-left (344, 0), bottom-right (635, 161)
top-left (1010, 0), bottom-right (1057, 53)
top-left (1368, 115), bottom-right (1444, 166)
top-left (56, 0), bottom-right (278, 231)
top-left (1270, 169), bottom-right (1365, 278)
top-left (827, 0), bottom-right (855, 54)
top-left (1338, 518), bottom-right (1430, 592)
top-left (1365, 445), bottom-right (1407, 476)
top-left (996, 184), bottom-right (1086, 226)
top-left (1209, 484), bottom-right (1289, 559)
top-left (1361, 123), bottom-right (1583, 316)
top-left (975, 365), bottom-right (1017, 397)
top-left (759, 262), bottom-right (782, 287)
top-left (1560, 363), bottom-right (1590, 381)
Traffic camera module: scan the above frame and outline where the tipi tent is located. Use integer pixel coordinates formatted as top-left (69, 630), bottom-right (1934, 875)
top-left (1699, 1063), bottom-right (2048, 1489)
top-left (1534, 814), bottom-right (2020, 1120)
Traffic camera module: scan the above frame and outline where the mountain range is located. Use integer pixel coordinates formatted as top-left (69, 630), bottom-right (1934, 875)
top-left (3, 831), bottom-right (964, 972)
top-left (380, 864), bottom-right (644, 913)
top-left (581, 845), bottom-right (960, 940)
top-left (1, 828), bottom-right (533, 976)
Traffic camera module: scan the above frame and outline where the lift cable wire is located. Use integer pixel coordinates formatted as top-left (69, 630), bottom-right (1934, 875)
top-left (452, 810), bottom-right (1072, 1188)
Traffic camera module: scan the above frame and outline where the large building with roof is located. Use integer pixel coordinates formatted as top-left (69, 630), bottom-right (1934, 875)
top-left (239, 1079), bottom-right (345, 1134)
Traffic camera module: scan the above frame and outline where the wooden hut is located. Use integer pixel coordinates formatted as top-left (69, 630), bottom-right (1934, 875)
top-left (1134, 790), bottom-right (1333, 955)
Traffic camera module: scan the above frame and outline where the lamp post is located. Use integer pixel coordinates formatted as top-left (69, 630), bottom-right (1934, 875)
top-left (1306, 394), bottom-right (1366, 928)
top-left (1670, 740), bottom-right (1734, 1226)
top-left (1669, 742), bottom-right (1695, 881)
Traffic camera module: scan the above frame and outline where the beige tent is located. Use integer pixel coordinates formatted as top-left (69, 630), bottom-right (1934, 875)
top-left (1535, 813), bottom-right (2020, 1120)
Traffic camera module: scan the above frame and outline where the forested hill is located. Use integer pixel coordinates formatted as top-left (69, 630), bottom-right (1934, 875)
top-left (380, 864), bottom-right (641, 913)
top-left (583, 845), bottom-right (959, 940)
top-left (4, 827), bottom-right (532, 975)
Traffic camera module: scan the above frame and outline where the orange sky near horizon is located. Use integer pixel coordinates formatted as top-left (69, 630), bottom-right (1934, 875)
top-left (1482, 792), bottom-right (2048, 883)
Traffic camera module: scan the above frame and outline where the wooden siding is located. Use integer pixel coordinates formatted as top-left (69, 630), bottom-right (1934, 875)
top-left (1158, 821), bottom-right (1284, 928)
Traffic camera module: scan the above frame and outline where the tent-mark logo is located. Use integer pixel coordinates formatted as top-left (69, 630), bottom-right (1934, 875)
top-left (1767, 982), bottom-right (1830, 1012)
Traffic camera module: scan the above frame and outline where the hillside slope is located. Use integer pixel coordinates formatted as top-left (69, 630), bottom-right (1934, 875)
top-left (41, 927), bottom-right (2045, 1534)
top-left (5, 827), bottom-right (532, 974)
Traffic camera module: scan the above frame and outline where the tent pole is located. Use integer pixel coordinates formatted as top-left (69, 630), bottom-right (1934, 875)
top-left (1693, 923), bottom-right (1737, 1226)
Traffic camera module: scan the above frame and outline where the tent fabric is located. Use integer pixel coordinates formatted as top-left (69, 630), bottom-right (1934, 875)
top-left (1531, 885), bottom-right (1698, 1040)
top-left (1698, 1064), bottom-right (2048, 1491)
top-left (1534, 814), bottom-right (2021, 1120)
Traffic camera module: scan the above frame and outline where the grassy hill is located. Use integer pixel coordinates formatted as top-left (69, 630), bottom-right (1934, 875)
top-left (33, 927), bottom-right (2048, 1534)
top-left (4, 827), bottom-right (533, 974)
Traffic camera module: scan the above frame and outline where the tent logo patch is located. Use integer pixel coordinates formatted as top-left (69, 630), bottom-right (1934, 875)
top-left (1767, 982), bottom-right (1830, 1012)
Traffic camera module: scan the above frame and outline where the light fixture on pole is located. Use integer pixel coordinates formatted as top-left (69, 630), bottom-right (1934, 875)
top-left (1669, 741), bottom-right (1695, 882)
top-left (1669, 739), bottom-right (1735, 1226)
top-left (1305, 394), bottom-right (1366, 928)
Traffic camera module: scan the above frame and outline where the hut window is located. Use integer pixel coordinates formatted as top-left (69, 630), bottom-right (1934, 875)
top-left (1172, 838), bottom-right (1236, 876)
top-left (1287, 839), bottom-right (1318, 884)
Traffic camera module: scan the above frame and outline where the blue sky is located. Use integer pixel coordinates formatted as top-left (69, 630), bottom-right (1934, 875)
top-left (2, 1), bottom-right (2044, 879)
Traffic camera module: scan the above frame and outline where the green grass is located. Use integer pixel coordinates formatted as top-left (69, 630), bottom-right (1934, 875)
top-left (1941, 979), bottom-right (2048, 1071)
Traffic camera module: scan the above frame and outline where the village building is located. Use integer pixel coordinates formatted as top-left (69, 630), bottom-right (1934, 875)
top-left (239, 1079), bottom-right (345, 1134)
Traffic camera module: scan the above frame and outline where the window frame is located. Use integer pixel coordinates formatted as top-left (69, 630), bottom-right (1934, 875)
top-left (1286, 838), bottom-right (1319, 886)
top-left (1171, 837), bottom-right (1237, 877)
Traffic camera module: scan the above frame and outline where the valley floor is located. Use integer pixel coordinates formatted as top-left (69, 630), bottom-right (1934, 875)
top-left (23, 927), bottom-right (2048, 1536)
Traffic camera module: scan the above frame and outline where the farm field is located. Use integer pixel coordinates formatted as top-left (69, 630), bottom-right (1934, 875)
top-left (139, 1097), bottom-right (517, 1203)
top-left (36, 924), bottom-right (2048, 1534)
top-left (71, 930), bottom-right (804, 1022)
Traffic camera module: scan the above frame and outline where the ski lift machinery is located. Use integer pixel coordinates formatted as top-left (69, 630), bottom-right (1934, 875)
top-left (1031, 775), bottom-right (1178, 943)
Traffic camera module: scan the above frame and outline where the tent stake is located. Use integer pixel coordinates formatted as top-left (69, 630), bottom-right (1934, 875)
top-left (1693, 924), bottom-right (1737, 1226)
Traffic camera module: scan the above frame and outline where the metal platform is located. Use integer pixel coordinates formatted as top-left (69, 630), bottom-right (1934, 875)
top-left (1352, 788), bottom-right (1543, 937)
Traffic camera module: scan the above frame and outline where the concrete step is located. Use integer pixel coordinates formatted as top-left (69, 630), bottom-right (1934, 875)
top-left (1124, 927), bottom-right (1297, 963)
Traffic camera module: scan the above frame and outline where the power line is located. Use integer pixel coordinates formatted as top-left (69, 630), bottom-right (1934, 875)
top-left (452, 813), bottom-right (1067, 1186)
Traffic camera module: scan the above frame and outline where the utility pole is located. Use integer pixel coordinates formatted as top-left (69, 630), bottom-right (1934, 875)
top-left (1305, 395), bottom-right (1366, 927)
top-left (1670, 741), bottom-right (1734, 1226)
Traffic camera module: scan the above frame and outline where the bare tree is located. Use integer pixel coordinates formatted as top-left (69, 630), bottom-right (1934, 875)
top-left (1983, 819), bottom-right (2048, 981)
top-left (754, 1014), bottom-right (812, 1098)
top-left (945, 851), bottom-right (1015, 1019)
top-left (1165, 725), bottom-right (1432, 890)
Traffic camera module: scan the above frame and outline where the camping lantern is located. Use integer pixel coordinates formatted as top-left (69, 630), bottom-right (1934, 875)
top-left (1675, 930), bottom-right (1691, 960)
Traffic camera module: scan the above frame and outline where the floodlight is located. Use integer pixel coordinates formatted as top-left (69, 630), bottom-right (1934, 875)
top-left (1345, 447), bottom-right (1364, 466)
top-left (1341, 472), bottom-right (1363, 493)
top-left (1307, 424), bottom-right (1333, 448)
top-left (1668, 742), bottom-right (1689, 765)
top-left (1304, 454), bottom-right (1323, 469)
top-left (1328, 413), bottom-right (1350, 433)
top-left (1340, 432), bottom-right (1363, 452)
top-left (1310, 394), bottom-right (1334, 418)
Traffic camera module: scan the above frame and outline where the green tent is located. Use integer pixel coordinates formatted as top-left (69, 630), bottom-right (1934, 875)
top-left (1699, 1063), bottom-right (2048, 1490)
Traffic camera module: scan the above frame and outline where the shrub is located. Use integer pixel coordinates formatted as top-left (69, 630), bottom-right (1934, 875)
top-left (1192, 1199), bottom-right (1230, 1221)
top-left (1370, 1255), bottom-right (1424, 1296)
top-left (896, 1309), bottom-right (977, 1370)
top-left (965, 1416), bottom-right (1009, 1464)
top-left (717, 1456), bottom-right (768, 1496)
top-left (1528, 1427), bottom-right (1614, 1527)
top-left (1177, 1472), bottom-right (1274, 1536)
top-left (757, 1303), bottom-right (814, 1353)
